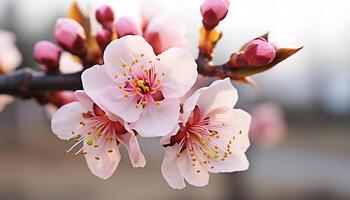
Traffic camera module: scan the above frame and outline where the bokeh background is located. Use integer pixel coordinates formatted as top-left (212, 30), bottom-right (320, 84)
top-left (1, 0), bottom-right (350, 199)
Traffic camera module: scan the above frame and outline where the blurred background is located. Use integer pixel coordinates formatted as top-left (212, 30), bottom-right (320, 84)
top-left (0, 0), bottom-right (350, 199)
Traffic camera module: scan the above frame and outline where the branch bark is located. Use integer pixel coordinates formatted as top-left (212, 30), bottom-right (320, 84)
top-left (0, 55), bottom-right (227, 99)
top-left (0, 68), bottom-right (82, 98)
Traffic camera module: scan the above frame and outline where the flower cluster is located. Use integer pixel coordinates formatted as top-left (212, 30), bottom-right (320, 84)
top-left (41, 0), bottom-right (300, 189)
top-left (51, 35), bottom-right (251, 188)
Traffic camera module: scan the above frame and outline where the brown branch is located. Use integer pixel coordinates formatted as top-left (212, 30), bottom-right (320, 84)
top-left (0, 47), bottom-right (300, 100)
top-left (0, 56), bottom-right (229, 99)
top-left (0, 68), bottom-right (82, 98)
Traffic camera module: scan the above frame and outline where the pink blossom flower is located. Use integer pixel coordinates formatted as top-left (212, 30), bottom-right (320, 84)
top-left (144, 15), bottom-right (187, 54)
top-left (242, 37), bottom-right (276, 67)
top-left (115, 16), bottom-right (141, 38)
top-left (249, 102), bottom-right (287, 147)
top-left (51, 91), bottom-right (146, 179)
top-left (161, 78), bottom-right (251, 189)
top-left (0, 30), bottom-right (22, 112)
top-left (82, 35), bottom-right (197, 137)
top-left (201, 0), bottom-right (230, 30)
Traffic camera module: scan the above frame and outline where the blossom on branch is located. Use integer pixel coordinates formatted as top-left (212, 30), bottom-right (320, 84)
top-left (161, 78), bottom-right (251, 189)
top-left (82, 35), bottom-right (198, 137)
top-left (51, 91), bottom-right (146, 179)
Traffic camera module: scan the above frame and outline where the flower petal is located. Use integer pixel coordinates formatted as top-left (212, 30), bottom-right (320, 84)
top-left (176, 149), bottom-right (209, 187)
top-left (160, 124), bottom-right (180, 145)
top-left (183, 78), bottom-right (238, 123)
top-left (131, 99), bottom-right (180, 137)
top-left (158, 47), bottom-right (198, 99)
top-left (74, 90), bottom-right (93, 111)
top-left (161, 145), bottom-right (186, 189)
top-left (0, 95), bottom-right (13, 112)
top-left (51, 102), bottom-right (84, 140)
top-left (82, 65), bottom-right (142, 122)
top-left (117, 133), bottom-right (146, 168)
top-left (206, 109), bottom-right (251, 173)
top-left (103, 35), bottom-right (156, 81)
top-left (83, 142), bottom-right (121, 180)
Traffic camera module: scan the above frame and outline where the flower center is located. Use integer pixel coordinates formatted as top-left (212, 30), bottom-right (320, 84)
top-left (65, 104), bottom-right (127, 159)
top-left (167, 106), bottom-right (237, 171)
top-left (117, 53), bottom-right (165, 108)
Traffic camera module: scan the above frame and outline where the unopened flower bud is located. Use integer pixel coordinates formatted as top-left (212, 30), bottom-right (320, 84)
top-left (95, 5), bottom-right (115, 29)
top-left (201, 0), bottom-right (230, 30)
top-left (96, 29), bottom-right (112, 51)
top-left (115, 16), bottom-right (141, 38)
top-left (34, 41), bottom-right (62, 71)
top-left (54, 18), bottom-right (87, 56)
top-left (242, 38), bottom-right (276, 67)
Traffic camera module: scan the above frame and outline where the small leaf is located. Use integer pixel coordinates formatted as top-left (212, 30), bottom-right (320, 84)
top-left (68, 1), bottom-right (86, 27)
top-left (229, 47), bottom-right (303, 78)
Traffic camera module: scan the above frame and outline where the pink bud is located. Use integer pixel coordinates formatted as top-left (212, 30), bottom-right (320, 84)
top-left (96, 29), bottom-right (112, 51)
top-left (201, 0), bottom-right (230, 30)
top-left (115, 16), bottom-right (141, 38)
top-left (242, 38), bottom-right (276, 67)
top-left (34, 41), bottom-right (62, 70)
top-left (95, 5), bottom-right (115, 29)
top-left (54, 18), bottom-right (87, 56)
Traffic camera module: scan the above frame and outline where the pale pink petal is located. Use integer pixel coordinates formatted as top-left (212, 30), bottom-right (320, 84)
top-left (160, 125), bottom-right (180, 145)
top-left (144, 15), bottom-right (187, 54)
top-left (59, 52), bottom-right (83, 74)
top-left (82, 65), bottom-right (142, 122)
top-left (83, 142), bottom-right (121, 179)
top-left (103, 36), bottom-right (156, 81)
top-left (161, 145), bottom-right (186, 189)
top-left (0, 95), bottom-right (13, 112)
top-left (139, 0), bottom-right (164, 24)
top-left (206, 109), bottom-right (251, 173)
top-left (182, 78), bottom-right (238, 123)
top-left (0, 30), bottom-right (22, 72)
top-left (131, 99), bottom-right (180, 137)
top-left (117, 133), bottom-right (146, 168)
top-left (176, 150), bottom-right (209, 187)
top-left (157, 47), bottom-right (197, 99)
top-left (74, 90), bottom-right (93, 111)
top-left (51, 102), bottom-right (84, 140)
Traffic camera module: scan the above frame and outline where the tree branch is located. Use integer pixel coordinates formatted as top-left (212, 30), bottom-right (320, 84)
top-left (0, 68), bottom-right (82, 98)
top-left (0, 56), bottom-right (220, 99)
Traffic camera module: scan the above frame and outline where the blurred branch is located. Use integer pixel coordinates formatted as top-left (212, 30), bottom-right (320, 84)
top-left (0, 68), bottom-right (82, 98)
